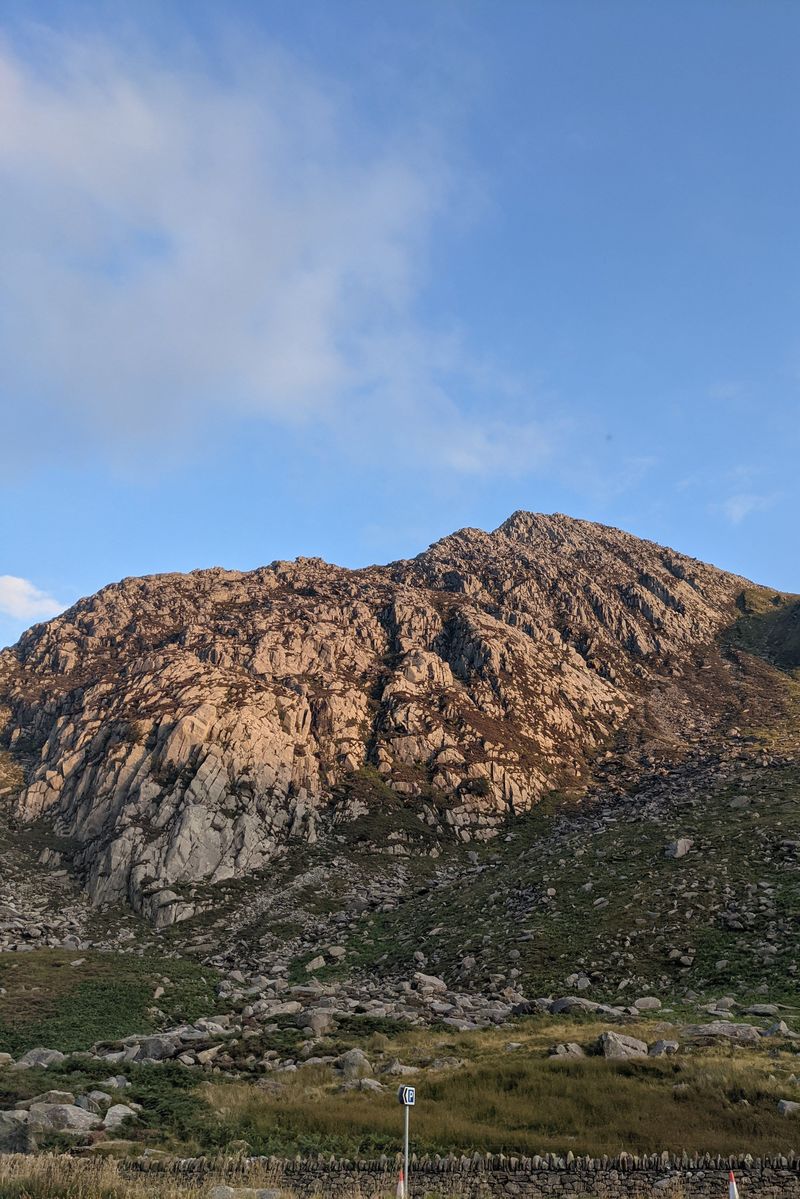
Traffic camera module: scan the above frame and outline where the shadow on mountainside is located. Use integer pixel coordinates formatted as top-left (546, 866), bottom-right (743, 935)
top-left (725, 589), bottom-right (800, 672)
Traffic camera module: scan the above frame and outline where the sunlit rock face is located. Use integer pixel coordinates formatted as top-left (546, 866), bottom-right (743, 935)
top-left (0, 512), bottom-right (748, 926)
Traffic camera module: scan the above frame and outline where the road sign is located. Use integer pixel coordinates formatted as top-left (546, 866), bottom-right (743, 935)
top-left (396, 1085), bottom-right (415, 1196)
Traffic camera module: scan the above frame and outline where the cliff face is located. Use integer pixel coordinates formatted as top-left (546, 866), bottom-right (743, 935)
top-left (0, 513), bottom-right (754, 926)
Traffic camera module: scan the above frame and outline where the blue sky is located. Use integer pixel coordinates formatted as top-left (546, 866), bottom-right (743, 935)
top-left (1, 0), bottom-right (798, 647)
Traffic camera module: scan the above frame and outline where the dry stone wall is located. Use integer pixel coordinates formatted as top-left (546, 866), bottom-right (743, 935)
top-left (133, 1152), bottom-right (800, 1199)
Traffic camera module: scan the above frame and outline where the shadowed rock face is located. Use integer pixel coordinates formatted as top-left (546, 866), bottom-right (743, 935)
top-left (0, 513), bottom-right (755, 925)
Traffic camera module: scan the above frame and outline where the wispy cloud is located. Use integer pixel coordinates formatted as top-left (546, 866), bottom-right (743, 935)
top-left (707, 381), bottom-right (748, 403)
top-left (0, 28), bottom-right (551, 478)
top-left (718, 493), bottom-right (776, 524)
top-left (0, 576), bottom-right (64, 622)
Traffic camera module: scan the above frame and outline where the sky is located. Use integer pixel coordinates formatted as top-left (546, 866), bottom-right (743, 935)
top-left (1, 0), bottom-right (799, 647)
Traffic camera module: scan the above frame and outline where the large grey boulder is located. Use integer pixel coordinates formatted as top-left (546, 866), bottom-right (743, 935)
top-left (550, 1042), bottom-right (585, 1058)
top-left (103, 1103), bottom-right (139, 1129)
top-left (596, 1031), bottom-right (648, 1060)
top-left (649, 1040), bottom-right (679, 1057)
top-left (76, 1090), bottom-right (113, 1113)
top-left (777, 1100), bottom-right (800, 1117)
top-left (258, 1000), bottom-right (302, 1018)
top-left (634, 996), bottom-right (662, 1011)
top-left (551, 995), bottom-right (601, 1015)
top-left (683, 1021), bottom-right (761, 1045)
top-left (133, 1033), bottom-right (182, 1062)
top-left (0, 1110), bottom-right (30, 1151)
top-left (14, 1047), bottom-right (66, 1069)
top-left (336, 1048), bottom-right (372, 1080)
top-left (382, 1058), bottom-right (418, 1075)
top-left (27, 1102), bottom-right (101, 1133)
top-left (298, 1008), bottom-right (336, 1037)
top-left (413, 971), bottom-right (448, 992)
top-left (665, 838), bottom-right (693, 859)
top-left (765, 1020), bottom-right (796, 1038)
top-left (356, 1077), bottom-right (384, 1093)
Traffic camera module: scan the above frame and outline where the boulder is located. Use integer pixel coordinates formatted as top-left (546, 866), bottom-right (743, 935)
top-left (299, 1008), bottom-right (336, 1037)
top-left (356, 1077), bottom-right (384, 1092)
top-left (103, 1103), bottom-right (139, 1129)
top-left (133, 1033), bottom-right (182, 1062)
top-left (765, 1020), bottom-right (796, 1038)
top-left (596, 1031), bottom-right (648, 1060)
top-left (649, 1040), bottom-right (680, 1057)
top-left (382, 1059), bottom-right (418, 1075)
top-left (336, 1048), bottom-right (372, 1080)
top-left (77, 1090), bottom-right (113, 1113)
top-left (550, 1042), bottom-right (585, 1058)
top-left (634, 996), bottom-right (662, 1011)
top-left (197, 1045), bottom-right (223, 1066)
top-left (665, 838), bottom-right (693, 859)
top-left (512, 998), bottom-right (553, 1016)
top-left (551, 995), bottom-right (601, 1015)
top-left (27, 1102), bottom-right (101, 1133)
top-left (683, 1021), bottom-right (761, 1045)
top-left (14, 1047), bottom-right (66, 1069)
top-left (0, 1052), bottom-right (13, 1068)
top-left (0, 1110), bottom-right (30, 1152)
top-left (258, 1000), bottom-right (302, 1018)
top-left (777, 1100), bottom-right (800, 1117)
top-left (413, 971), bottom-right (448, 992)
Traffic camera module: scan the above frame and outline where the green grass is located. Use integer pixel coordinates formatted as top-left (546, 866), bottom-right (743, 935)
top-left (3, 1007), bottom-right (799, 1160)
top-left (326, 764), bottom-right (799, 1002)
top-left (0, 950), bottom-right (219, 1055)
top-left (191, 1021), bottom-right (800, 1158)
top-left (329, 766), bottom-right (447, 847)
top-left (726, 588), bottom-right (800, 671)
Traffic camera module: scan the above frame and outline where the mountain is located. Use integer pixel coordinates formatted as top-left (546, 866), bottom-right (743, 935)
top-left (0, 512), bottom-right (797, 934)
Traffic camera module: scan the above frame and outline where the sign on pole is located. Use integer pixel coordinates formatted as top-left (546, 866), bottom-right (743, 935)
top-left (397, 1086), bottom-right (415, 1198)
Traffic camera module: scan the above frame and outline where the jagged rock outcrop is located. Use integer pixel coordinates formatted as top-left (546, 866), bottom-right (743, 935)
top-left (0, 512), bottom-right (768, 925)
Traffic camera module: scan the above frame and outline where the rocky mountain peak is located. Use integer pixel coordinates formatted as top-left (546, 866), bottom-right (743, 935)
top-left (0, 513), bottom-right (783, 928)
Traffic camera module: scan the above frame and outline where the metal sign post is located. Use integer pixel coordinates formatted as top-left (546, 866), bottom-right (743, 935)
top-left (397, 1086), bottom-right (415, 1198)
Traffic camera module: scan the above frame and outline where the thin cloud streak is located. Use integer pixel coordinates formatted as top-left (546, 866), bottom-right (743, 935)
top-left (718, 493), bottom-right (776, 525)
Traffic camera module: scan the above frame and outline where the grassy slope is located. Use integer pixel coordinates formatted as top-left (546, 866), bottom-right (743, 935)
top-left (198, 1040), bottom-right (800, 1158)
top-left (313, 763), bottom-right (799, 1002)
top-left (4, 1014), bottom-right (799, 1159)
top-left (0, 950), bottom-right (219, 1055)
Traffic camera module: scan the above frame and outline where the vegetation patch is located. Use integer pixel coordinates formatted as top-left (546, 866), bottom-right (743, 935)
top-left (727, 589), bottom-right (800, 671)
top-left (0, 950), bottom-right (218, 1055)
top-left (189, 1026), bottom-right (800, 1158)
